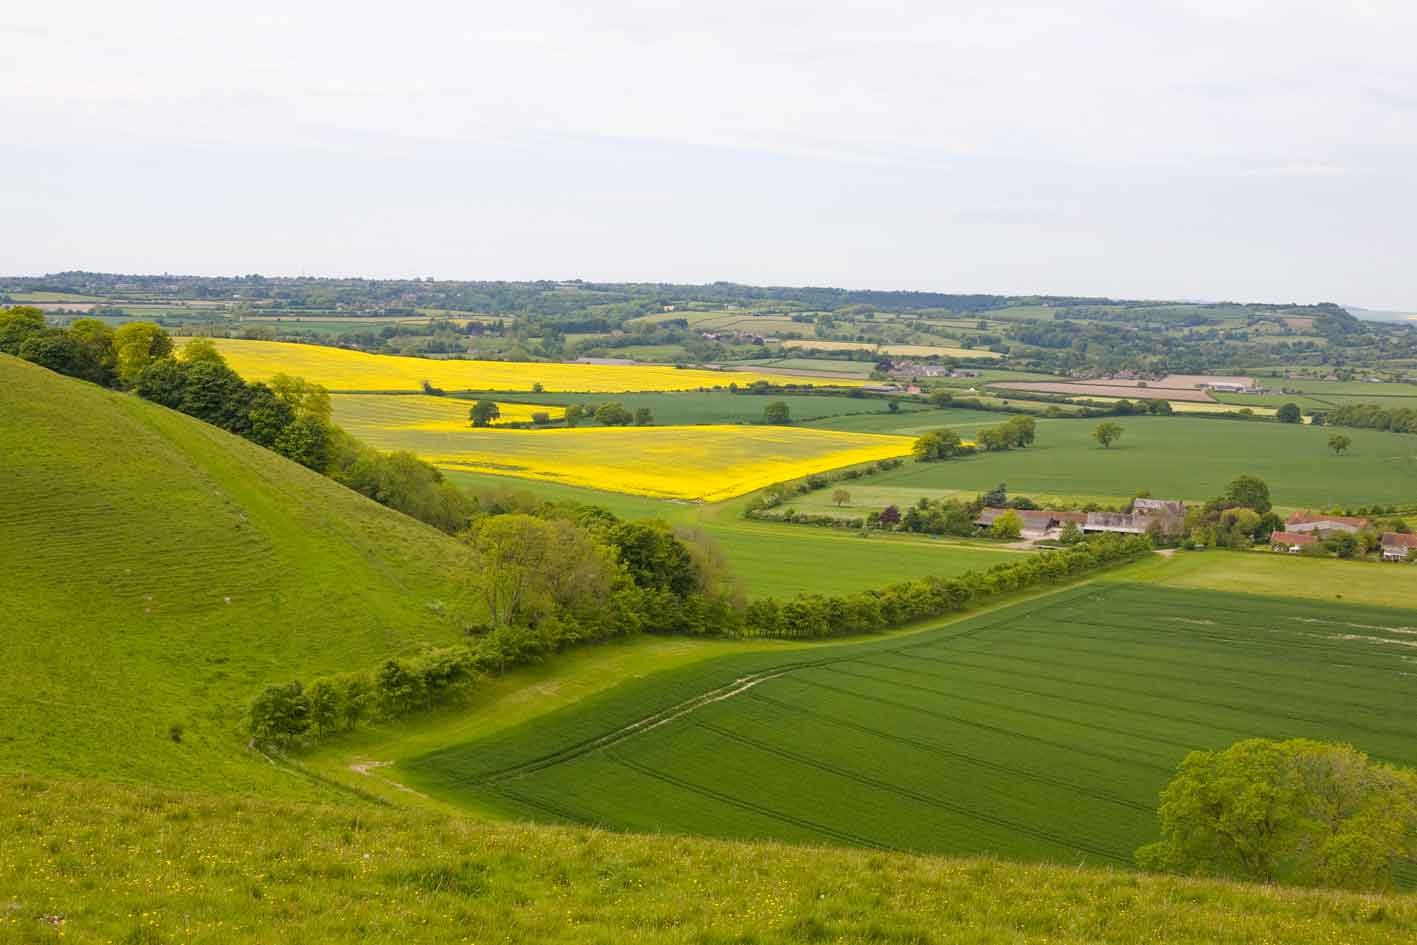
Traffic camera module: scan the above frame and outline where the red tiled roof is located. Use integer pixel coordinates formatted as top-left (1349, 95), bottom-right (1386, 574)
top-left (1382, 532), bottom-right (1417, 548)
top-left (1270, 531), bottom-right (1316, 546)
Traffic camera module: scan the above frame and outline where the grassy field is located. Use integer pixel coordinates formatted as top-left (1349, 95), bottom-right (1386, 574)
top-left (864, 415), bottom-right (1416, 507)
top-left (439, 468), bottom-right (1023, 597)
top-left (782, 339), bottom-right (1004, 359)
top-left (8, 778), bottom-right (1413, 945)
top-left (209, 339), bottom-right (854, 392)
top-left (803, 406), bottom-right (1014, 435)
top-left (451, 389), bottom-right (921, 425)
top-left (404, 581), bottom-right (1417, 878)
top-left (0, 356), bottom-right (477, 792)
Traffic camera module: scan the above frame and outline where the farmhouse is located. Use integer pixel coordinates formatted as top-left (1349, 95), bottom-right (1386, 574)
top-left (1269, 531), bottom-right (1316, 554)
top-left (1381, 532), bottom-right (1417, 561)
top-left (1285, 512), bottom-right (1371, 536)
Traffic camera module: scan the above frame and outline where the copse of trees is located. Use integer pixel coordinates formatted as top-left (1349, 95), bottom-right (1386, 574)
top-left (1321, 402), bottom-right (1417, 435)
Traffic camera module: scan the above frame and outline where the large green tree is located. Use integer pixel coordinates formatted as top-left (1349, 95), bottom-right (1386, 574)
top-left (1137, 738), bottom-right (1417, 890)
top-left (1223, 474), bottom-right (1272, 514)
top-left (762, 401), bottom-right (791, 424)
top-left (112, 322), bottom-right (173, 386)
top-left (469, 400), bottom-right (501, 427)
top-left (1093, 421), bottom-right (1123, 448)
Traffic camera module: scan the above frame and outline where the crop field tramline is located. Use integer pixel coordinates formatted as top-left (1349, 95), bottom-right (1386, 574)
top-left (406, 583), bottom-right (1417, 877)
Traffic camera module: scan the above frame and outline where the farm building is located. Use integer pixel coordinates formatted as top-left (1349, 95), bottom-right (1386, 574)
top-left (1084, 498), bottom-right (1186, 537)
top-left (975, 508), bottom-right (1086, 539)
top-left (1381, 533), bottom-right (1417, 561)
top-left (1285, 512), bottom-right (1371, 536)
top-left (1269, 531), bottom-right (1317, 553)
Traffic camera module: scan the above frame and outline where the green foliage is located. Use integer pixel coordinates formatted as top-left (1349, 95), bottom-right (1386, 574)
top-left (990, 510), bottom-right (1023, 539)
top-left (0, 305), bottom-right (47, 354)
top-left (912, 428), bottom-right (962, 461)
top-left (1059, 520), bottom-right (1083, 544)
top-left (594, 401), bottom-right (634, 426)
top-left (469, 399), bottom-right (501, 427)
top-left (1329, 433), bottom-right (1352, 455)
top-left (1276, 402), bottom-right (1302, 424)
top-left (607, 520), bottom-right (699, 597)
top-left (634, 406), bottom-right (654, 426)
top-left (1093, 421), bottom-right (1123, 448)
top-left (18, 328), bottom-right (84, 376)
top-left (248, 681), bottom-right (311, 744)
top-left (1137, 739), bottom-right (1417, 890)
top-left (762, 400), bottom-right (791, 424)
top-left (113, 321), bottom-right (173, 385)
top-left (1223, 475), bottom-right (1272, 514)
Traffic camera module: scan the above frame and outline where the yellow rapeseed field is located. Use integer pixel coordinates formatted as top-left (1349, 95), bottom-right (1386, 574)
top-left (211, 339), bottom-right (856, 393)
top-left (329, 405), bottom-right (915, 501)
top-left (331, 394), bottom-right (564, 429)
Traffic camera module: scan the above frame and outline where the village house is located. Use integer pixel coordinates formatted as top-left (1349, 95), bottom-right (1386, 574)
top-left (1381, 533), bottom-right (1417, 562)
top-left (1285, 512), bottom-right (1371, 536)
top-left (1269, 531), bottom-right (1317, 554)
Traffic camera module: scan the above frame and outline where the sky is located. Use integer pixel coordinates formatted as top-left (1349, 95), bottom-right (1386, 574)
top-left (3, 1), bottom-right (1415, 308)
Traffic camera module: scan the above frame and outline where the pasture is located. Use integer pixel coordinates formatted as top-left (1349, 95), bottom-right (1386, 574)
top-left (405, 582), bottom-right (1417, 876)
top-left (209, 338), bottom-right (854, 392)
top-left (455, 389), bottom-right (921, 425)
top-left (782, 339), bottom-right (1004, 359)
top-left (329, 415), bottom-right (915, 501)
top-left (864, 415), bottom-right (1416, 507)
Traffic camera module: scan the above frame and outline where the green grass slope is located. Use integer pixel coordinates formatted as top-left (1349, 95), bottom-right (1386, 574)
top-left (4, 776), bottom-right (1412, 945)
top-left (0, 355), bottom-right (477, 794)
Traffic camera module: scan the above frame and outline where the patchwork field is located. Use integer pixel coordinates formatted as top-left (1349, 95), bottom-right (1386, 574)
top-left (331, 407), bottom-right (916, 500)
top-left (783, 339), bottom-right (1004, 359)
top-left (453, 389), bottom-right (922, 425)
top-left (864, 415), bottom-right (1415, 507)
top-left (404, 582), bottom-right (1417, 879)
top-left (993, 381), bottom-right (1219, 402)
top-left (331, 393), bottom-right (565, 428)
top-left (210, 339), bottom-right (851, 392)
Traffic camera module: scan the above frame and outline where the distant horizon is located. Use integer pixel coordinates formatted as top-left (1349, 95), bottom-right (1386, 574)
top-left (8, 269), bottom-right (1414, 317)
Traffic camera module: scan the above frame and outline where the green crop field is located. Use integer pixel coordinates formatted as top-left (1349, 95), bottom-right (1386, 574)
top-left (803, 406), bottom-right (1016, 435)
top-left (452, 389), bottom-right (923, 425)
top-left (404, 581), bottom-right (1417, 879)
top-left (440, 467), bottom-right (1023, 598)
top-left (864, 415), bottom-right (1416, 507)
top-left (0, 355), bottom-right (478, 792)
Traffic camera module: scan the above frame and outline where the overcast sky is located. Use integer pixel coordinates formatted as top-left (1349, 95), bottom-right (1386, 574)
top-left (4, 1), bottom-right (1415, 307)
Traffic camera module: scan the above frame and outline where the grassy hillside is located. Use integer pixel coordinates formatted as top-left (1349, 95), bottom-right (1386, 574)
top-left (4, 776), bottom-right (1413, 945)
top-left (0, 355), bottom-right (477, 793)
top-left (403, 580), bottom-right (1417, 880)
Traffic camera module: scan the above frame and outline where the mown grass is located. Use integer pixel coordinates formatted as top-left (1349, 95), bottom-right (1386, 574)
top-left (405, 583), bottom-right (1417, 880)
top-left (866, 415), bottom-right (1416, 507)
top-left (4, 776), bottom-right (1410, 945)
top-left (0, 356), bottom-right (478, 793)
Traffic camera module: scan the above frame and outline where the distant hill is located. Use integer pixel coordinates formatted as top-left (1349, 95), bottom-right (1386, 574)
top-left (1345, 305), bottom-right (1417, 323)
top-left (0, 355), bottom-right (477, 795)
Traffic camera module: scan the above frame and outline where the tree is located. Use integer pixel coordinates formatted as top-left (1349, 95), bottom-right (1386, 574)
top-left (595, 401), bottom-right (634, 426)
top-left (1059, 520), bottom-right (1083, 545)
top-left (18, 329), bottom-right (84, 376)
top-left (1003, 416), bottom-right (1036, 447)
top-left (274, 414), bottom-right (333, 471)
top-left (532, 382), bottom-right (544, 393)
top-left (248, 681), bottom-right (310, 743)
top-left (990, 510), bottom-right (1023, 540)
top-left (66, 318), bottom-right (117, 385)
top-left (1093, 421), bottom-right (1123, 448)
top-left (879, 504), bottom-right (901, 527)
top-left (1136, 738), bottom-right (1417, 890)
top-left (982, 483), bottom-right (1008, 507)
top-left (463, 514), bottom-right (612, 626)
top-left (1276, 402), bottom-right (1302, 424)
top-left (112, 322), bottom-right (173, 386)
top-left (832, 488), bottom-right (851, 507)
top-left (268, 373), bottom-right (332, 422)
top-left (634, 407), bottom-right (654, 426)
top-left (1222, 475), bottom-right (1271, 514)
top-left (306, 679), bottom-right (342, 735)
top-left (134, 358), bottom-right (189, 408)
top-left (888, 398), bottom-right (901, 413)
top-left (912, 428), bottom-right (961, 462)
top-left (928, 389), bottom-right (953, 407)
top-left (564, 404), bottom-right (585, 427)
top-left (179, 359), bottom-right (252, 432)
top-left (0, 306), bottom-right (46, 355)
top-left (178, 337), bottom-right (225, 365)
top-left (1329, 433), bottom-right (1352, 455)
top-left (762, 401), bottom-right (791, 424)
top-left (607, 520), bottom-right (698, 596)
top-left (469, 400), bottom-right (501, 427)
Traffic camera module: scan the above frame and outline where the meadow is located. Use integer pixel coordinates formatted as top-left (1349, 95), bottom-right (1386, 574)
top-left (782, 339), bottom-right (1004, 359)
top-left (8, 778), bottom-right (1413, 945)
top-left (453, 389), bottom-right (922, 425)
top-left (330, 408), bottom-right (916, 501)
top-left (209, 338), bottom-right (853, 392)
top-left (404, 581), bottom-right (1417, 878)
top-left (863, 415), bottom-right (1416, 508)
